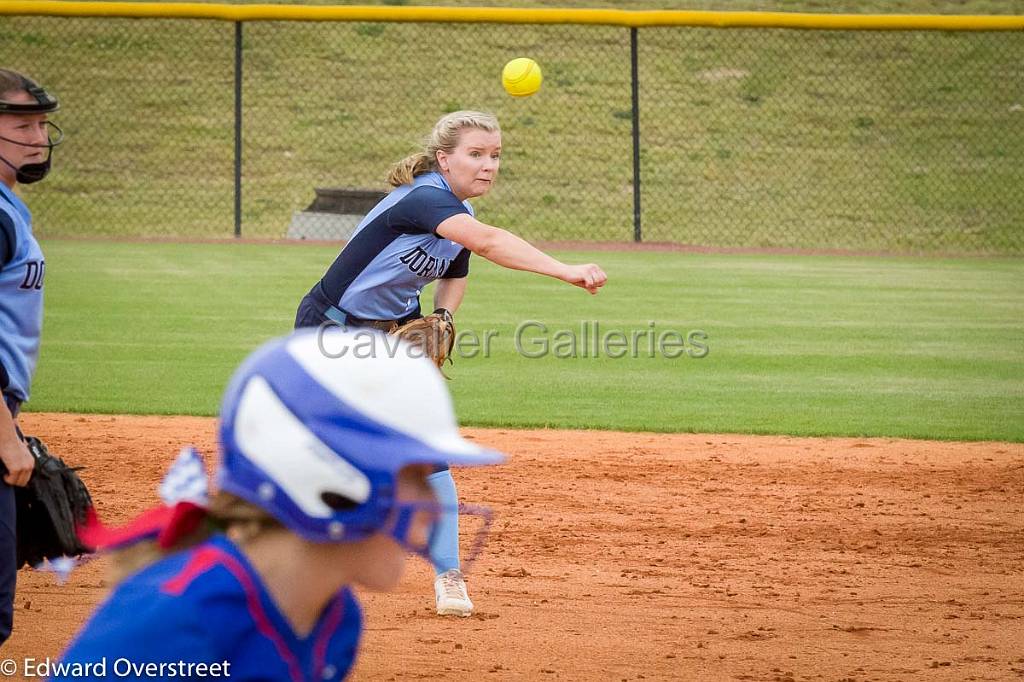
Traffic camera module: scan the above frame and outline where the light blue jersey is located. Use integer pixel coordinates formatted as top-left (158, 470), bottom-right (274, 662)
top-left (316, 172), bottom-right (473, 321)
top-left (0, 182), bottom-right (44, 403)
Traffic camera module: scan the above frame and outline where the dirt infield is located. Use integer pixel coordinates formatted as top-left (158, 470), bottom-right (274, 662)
top-left (5, 413), bottom-right (1023, 681)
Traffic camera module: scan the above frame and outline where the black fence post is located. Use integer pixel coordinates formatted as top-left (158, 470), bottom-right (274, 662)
top-left (234, 21), bottom-right (243, 238)
top-left (630, 27), bottom-right (642, 243)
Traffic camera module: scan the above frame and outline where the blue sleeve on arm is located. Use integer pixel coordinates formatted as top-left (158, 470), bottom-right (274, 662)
top-left (387, 186), bottom-right (469, 236)
top-left (54, 578), bottom-right (221, 682)
top-left (54, 627), bottom-right (218, 681)
top-left (441, 248), bottom-right (471, 279)
top-left (0, 210), bottom-right (16, 269)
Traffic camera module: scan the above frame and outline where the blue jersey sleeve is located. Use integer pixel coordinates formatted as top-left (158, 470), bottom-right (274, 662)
top-left (0, 209), bottom-right (16, 269)
top-left (441, 247), bottom-right (471, 279)
top-left (387, 186), bottom-right (469, 236)
top-left (54, 623), bottom-right (218, 681)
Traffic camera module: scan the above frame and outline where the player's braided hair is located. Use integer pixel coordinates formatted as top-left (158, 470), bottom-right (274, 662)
top-left (386, 110), bottom-right (500, 187)
top-left (107, 492), bottom-right (282, 584)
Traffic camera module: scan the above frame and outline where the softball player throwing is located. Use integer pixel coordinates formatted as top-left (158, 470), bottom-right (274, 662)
top-left (54, 329), bottom-right (504, 681)
top-left (295, 110), bottom-right (606, 616)
top-left (0, 67), bottom-right (63, 645)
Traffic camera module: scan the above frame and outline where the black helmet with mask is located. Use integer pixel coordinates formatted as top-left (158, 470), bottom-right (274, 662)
top-left (0, 69), bottom-right (64, 184)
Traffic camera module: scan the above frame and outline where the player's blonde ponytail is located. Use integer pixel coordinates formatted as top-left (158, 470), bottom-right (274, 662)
top-left (386, 152), bottom-right (433, 187)
top-left (106, 493), bottom-right (282, 585)
top-left (386, 111), bottom-right (501, 187)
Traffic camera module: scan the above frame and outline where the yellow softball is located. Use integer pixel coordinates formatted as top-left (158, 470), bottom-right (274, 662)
top-left (502, 58), bottom-right (543, 98)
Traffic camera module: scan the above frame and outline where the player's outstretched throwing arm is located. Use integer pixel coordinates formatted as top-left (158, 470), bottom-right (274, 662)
top-left (436, 215), bottom-right (607, 295)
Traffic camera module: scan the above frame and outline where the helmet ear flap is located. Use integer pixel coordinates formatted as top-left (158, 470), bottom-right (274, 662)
top-left (318, 483), bottom-right (395, 543)
top-left (348, 487), bottom-right (396, 542)
top-left (320, 492), bottom-right (359, 511)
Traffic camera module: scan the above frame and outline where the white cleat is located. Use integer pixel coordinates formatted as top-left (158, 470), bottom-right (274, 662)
top-left (434, 569), bottom-right (473, 617)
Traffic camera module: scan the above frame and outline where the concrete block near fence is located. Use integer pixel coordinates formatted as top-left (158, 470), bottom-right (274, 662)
top-left (286, 187), bottom-right (387, 241)
top-left (286, 212), bottom-right (362, 241)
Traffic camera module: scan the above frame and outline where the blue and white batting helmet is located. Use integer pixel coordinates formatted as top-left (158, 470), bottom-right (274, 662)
top-left (216, 328), bottom-right (503, 543)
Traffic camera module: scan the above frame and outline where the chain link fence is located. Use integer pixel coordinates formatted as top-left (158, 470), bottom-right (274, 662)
top-left (2, 11), bottom-right (1022, 254)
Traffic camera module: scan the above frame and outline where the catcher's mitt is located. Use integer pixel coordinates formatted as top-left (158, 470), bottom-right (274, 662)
top-left (392, 308), bottom-right (456, 372)
top-left (13, 437), bottom-right (94, 568)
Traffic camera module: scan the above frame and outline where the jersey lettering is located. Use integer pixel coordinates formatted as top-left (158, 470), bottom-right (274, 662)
top-left (19, 260), bottom-right (44, 290)
top-left (399, 247), bottom-right (449, 278)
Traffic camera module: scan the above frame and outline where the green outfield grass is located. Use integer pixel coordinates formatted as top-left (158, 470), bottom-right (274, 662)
top-left (24, 240), bottom-right (1024, 442)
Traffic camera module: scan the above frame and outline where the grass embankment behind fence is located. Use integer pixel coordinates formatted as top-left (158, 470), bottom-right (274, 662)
top-left (3, 0), bottom-right (1023, 252)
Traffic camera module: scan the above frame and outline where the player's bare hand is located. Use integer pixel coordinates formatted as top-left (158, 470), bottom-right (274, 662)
top-left (1, 439), bottom-right (34, 487)
top-left (563, 264), bottom-right (607, 294)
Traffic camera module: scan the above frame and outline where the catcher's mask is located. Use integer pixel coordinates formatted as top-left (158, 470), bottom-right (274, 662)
top-left (216, 329), bottom-right (503, 558)
top-left (0, 72), bottom-right (64, 184)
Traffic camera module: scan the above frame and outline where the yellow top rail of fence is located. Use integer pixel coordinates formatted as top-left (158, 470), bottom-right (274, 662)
top-left (1, 1), bottom-right (1023, 30)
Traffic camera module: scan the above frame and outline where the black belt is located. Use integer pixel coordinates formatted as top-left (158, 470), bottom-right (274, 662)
top-left (323, 306), bottom-right (419, 332)
top-left (347, 317), bottom-right (399, 332)
top-left (313, 282), bottom-right (418, 332)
